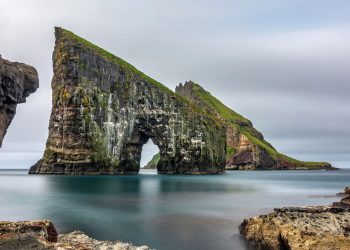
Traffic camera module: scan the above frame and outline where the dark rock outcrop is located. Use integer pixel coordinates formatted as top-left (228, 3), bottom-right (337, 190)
top-left (0, 221), bottom-right (150, 249)
top-left (240, 188), bottom-right (350, 250)
top-left (30, 28), bottom-right (226, 175)
top-left (0, 56), bottom-right (39, 147)
top-left (0, 220), bottom-right (57, 249)
top-left (176, 81), bottom-right (333, 170)
top-left (334, 186), bottom-right (350, 208)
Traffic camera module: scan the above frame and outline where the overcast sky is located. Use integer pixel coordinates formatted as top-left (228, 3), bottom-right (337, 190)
top-left (0, 0), bottom-right (349, 168)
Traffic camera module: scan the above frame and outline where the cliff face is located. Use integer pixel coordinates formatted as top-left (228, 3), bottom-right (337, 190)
top-left (0, 56), bottom-right (39, 147)
top-left (176, 81), bottom-right (332, 170)
top-left (30, 28), bottom-right (226, 175)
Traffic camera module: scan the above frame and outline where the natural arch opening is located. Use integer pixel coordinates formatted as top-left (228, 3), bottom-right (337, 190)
top-left (140, 139), bottom-right (160, 170)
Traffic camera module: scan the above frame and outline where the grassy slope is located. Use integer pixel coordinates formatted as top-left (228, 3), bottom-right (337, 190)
top-left (58, 28), bottom-right (224, 128)
top-left (187, 82), bottom-right (330, 169)
top-left (144, 153), bottom-right (160, 169)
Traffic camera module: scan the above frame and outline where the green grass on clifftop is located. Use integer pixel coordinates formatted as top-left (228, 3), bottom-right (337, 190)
top-left (58, 27), bottom-right (174, 95)
top-left (57, 27), bottom-right (223, 127)
top-left (186, 82), bottom-right (330, 169)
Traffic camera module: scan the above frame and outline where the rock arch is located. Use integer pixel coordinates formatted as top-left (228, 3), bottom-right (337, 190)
top-left (29, 28), bottom-right (226, 175)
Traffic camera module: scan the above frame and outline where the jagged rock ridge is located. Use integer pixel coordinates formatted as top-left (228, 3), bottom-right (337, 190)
top-left (0, 56), bottom-right (39, 147)
top-left (176, 81), bottom-right (333, 170)
top-left (30, 28), bottom-right (226, 175)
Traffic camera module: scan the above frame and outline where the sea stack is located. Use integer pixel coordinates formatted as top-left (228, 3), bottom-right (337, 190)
top-left (29, 27), bottom-right (226, 175)
top-left (176, 81), bottom-right (333, 170)
top-left (0, 56), bottom-right (39, 147)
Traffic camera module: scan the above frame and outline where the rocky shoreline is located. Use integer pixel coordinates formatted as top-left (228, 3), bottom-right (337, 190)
top-left (0, 220), bottom-right (150, 250)
top-left (240, 187), bottom-right (350, 250)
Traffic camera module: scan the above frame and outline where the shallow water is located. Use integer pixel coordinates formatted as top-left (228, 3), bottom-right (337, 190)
top-left (0, 169), bottom-right (349, 250)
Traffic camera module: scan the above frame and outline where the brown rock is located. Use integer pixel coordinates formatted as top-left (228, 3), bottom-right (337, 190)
top-left (240, 206), bottom-right (350, 250)
top-left (0, 220), bottom-right (57, 249)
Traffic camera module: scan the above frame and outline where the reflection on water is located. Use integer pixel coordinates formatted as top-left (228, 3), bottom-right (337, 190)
top-left (0, 169), bottom-right (349, 250)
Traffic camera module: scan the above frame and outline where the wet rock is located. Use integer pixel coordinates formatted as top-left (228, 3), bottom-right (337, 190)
top-left (0, 56), bottom-right (39, 147)
top-left (30, 28), bottom-right (226, 175)
top-left (176, 81), bottom-right (334, 170)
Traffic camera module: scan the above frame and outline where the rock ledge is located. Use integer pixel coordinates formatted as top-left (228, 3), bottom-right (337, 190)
top-left (0, 220), bottom-right (151, 250)
top-left (240, 187), bottom-right (350, 250)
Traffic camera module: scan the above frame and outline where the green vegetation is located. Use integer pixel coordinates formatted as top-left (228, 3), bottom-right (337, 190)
top-left (59, 27), bottom-right (174, 95)
top-left (58, 27), bottom-right (223, 127)
top-left (226, 146), bottom-right (235, 158)
top-left (186, 81), bottom-right (329, 168)
top-left (144, 153), bottom-right (160, 169)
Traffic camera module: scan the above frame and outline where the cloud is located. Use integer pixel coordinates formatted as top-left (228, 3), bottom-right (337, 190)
top-left (0, 0), bottom-right (349, 168)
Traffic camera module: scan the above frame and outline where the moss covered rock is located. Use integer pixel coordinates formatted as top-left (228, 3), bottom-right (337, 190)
top-left (29, 28), bottom-right (226, 175)
top-left (143, 153), bottom-right (160, 169)
top-left (176, 81), bottom-right (333, 170)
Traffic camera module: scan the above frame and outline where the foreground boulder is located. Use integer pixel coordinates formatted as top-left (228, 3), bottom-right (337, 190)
top-left (0, 220), bottom-right (57, 249)
top-left (57, 231), bottom-right (150, 250)
top-left (30, 27), bottom-right (226, 175)
top-left (334, 186), bottom-right (350, 208)
top-left (0, 56), bottom-right (39, 147)
top-left (0, 221), bottom-right (150, 250)
top-left (176, 81), bottom-right (333, 170)
top-left (240, 188), bottom-right (350, 250)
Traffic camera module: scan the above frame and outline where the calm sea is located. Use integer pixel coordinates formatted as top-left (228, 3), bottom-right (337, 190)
top-left (0, 169), bottom-right (349, 250)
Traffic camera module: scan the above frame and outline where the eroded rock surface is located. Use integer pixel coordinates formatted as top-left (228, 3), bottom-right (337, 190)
top-left (0, 221), bottom-right (150, 250)
top-left (240, 188), bottom-right (350, 250)
top-left (57, 231), bottom-right (150, 250)
top-left (334, 186), bottom-right (350, 208)
top-left (0, 56), bottom-right (39, 147)
top-left (176, 81), bottom-right (333, 170)
top-left (0, 220), bottom-right (57, 249)
top-left (30, 28), bottom-right (226, 175)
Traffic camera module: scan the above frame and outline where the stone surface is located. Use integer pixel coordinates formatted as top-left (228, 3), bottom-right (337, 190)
top-left (0, 220), bottom-right (57, 249)
top-left (334, 186), bottom-right (350, 208)
top-left (30, 28), bottom-right (226, 175)
top-left (56, 231), bottom-right (150, 250)
top-left (0, 55), bottom-right (39, 147)
top-left (240, 189), bottom-right (350, 250)
top-left (176, 81), bottom-right (334, 170)
top-left (0, 221), bottom-right (150, 250)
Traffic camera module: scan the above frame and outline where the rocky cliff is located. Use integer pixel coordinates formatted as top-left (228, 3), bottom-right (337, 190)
top-left (0, 56), bottom-right (39, 147)
top-left (176, 81), bottom-right (333, 170)
top-left (30, 28), bottom-right (226, 175)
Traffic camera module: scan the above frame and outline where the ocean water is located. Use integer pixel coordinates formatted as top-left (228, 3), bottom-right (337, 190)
top-left (0, 169), bottom-right (349, 250)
